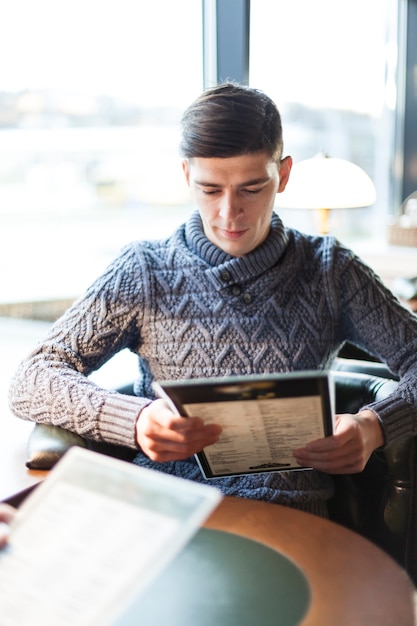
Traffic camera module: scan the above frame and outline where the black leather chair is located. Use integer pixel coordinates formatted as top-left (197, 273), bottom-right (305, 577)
top-left (330, 359), bottom-right (416, 583)
top-left (20, 360), bottom-right (417, 584)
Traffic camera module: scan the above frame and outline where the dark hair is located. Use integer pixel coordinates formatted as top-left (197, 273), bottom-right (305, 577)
top-left (179, 83), bottom-right (283, 162)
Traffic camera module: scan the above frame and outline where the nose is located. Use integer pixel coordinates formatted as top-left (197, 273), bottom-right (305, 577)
top-left (218, 189), bottom-right (242, 221)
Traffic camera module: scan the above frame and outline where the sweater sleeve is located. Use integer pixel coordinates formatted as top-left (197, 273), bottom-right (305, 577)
top-left (331, 241), bottom-right (417, 445)
top-left (8, 245), bottom-right (150, 449)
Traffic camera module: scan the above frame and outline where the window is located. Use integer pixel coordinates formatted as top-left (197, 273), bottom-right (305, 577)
top-left (0, 0), bottom-right (202, 306)
top-left (249, 0), bottom-right (398, 240)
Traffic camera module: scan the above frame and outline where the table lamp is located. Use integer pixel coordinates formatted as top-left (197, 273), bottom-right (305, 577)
top-left (275, 152), bottom-right (377, 235)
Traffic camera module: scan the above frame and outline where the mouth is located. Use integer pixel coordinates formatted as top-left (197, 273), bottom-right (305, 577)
top-left (219, 228), bottom-right (248, 239)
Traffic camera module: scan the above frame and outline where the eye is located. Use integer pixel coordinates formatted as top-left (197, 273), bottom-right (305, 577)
top-left (243, 187), bottom-right (262, 195)
top-left (201, 188), bottom-right (220, 196)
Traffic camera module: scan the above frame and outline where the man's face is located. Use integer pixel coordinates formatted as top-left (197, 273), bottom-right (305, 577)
top-left (183, 152), bottom-right (292, 257)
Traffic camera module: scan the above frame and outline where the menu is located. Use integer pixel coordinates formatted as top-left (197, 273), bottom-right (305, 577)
top-left (0, 447), bottom-right (222, 625)
top-left (154, 371), bottom-right (334, 479)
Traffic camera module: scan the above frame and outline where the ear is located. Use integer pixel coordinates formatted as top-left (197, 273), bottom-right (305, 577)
top-left (182, 159), bottom-right (191, 186)
top-left (277, 156), bottom-right (292, 193)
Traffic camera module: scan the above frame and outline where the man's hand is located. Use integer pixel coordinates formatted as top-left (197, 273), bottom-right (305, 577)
top-left (136, 399), bottom-right (222, 462)
top-left (293, 409), bottom-right (384, 474)
top-left (0, 503), bottom-right (16, 548)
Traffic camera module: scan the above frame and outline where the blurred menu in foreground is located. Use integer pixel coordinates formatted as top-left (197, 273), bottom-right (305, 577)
top-left (0, 447), bottom-right (222, 626)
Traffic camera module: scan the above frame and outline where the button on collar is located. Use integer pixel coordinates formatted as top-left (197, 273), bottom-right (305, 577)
top-left (220, 270), bottom-right (231, 282)
top-left (242, 292), bottom-right (253, 304)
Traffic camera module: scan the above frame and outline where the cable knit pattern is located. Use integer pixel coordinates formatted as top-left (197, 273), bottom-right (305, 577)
top-left (9, 211), bottom-right (417, 515)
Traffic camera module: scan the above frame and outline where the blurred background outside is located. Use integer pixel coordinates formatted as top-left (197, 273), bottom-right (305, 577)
top-left (0, 0), bottom-right (400, 310)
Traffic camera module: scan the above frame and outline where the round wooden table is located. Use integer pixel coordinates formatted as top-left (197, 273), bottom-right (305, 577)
top-left (203, 496), bottom-right (415, 626)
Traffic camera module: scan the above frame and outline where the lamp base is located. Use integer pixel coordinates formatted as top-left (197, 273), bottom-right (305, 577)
top-left (316, 207), bottom-right (331, 235)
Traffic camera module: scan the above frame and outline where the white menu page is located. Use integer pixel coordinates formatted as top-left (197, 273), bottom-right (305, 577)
top-left (0, 447), bottom-right (222, 626)
top-left (184, 393), bottom-right (326, 476)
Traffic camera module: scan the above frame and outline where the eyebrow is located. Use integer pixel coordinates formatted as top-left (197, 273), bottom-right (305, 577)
top-left (194, 176), bottom-right (271, 188)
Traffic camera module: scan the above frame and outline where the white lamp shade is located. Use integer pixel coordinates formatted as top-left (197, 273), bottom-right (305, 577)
top-left (276, 154), bottom-right (377, 210)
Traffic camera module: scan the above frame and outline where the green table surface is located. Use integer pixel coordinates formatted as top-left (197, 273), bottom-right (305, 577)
top-left (116, 528), bottom-right (310, 625)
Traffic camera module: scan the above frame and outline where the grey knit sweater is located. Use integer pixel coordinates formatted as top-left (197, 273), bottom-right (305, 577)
top-left (9, 212), bottom-right (417, 515)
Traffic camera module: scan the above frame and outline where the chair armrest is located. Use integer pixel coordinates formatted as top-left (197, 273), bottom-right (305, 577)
top-left (26, 424), bottom-right (87, 470)
top-left (26, 422), bottom-right (138, 470)
top-left (332, 357), bottom-right (399, 380)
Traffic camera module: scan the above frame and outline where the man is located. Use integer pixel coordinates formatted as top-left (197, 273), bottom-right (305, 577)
top-left (9, 83), bottom-right (417, 517)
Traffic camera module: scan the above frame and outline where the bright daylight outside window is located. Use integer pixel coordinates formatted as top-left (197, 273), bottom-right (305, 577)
top-left (250, 0), bottom-right (398, 241)
top-left (0, 0), bottom-right (202, 309)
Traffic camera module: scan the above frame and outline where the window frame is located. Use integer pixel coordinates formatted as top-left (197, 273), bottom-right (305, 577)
top-left (204, 0), bottom-right (414, 215)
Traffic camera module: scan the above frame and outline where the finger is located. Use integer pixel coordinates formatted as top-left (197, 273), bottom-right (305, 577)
top-left (293, 435), bottom-right (344, 456)
top-left (142, 440), bottom-right (215, 463)
top-left (0, 505), bottom-right (15, 549)
top-left (0, 523), bottom-right (10, 548)
top-left (0, 504), bottom-right (16, 525)
top-left (153, 404), bottom-right (217, 434)
top-left (149, 420), bottom-right (221, 444)
top-left (312, 456), bottom-right (366, 474)
top-left (293, 445), bottom-right (366, 473)
top-left (294, 439), bottom-right (357, 463)
top-left (167, 415), bottom-right (205, 431)
top-left (294, 417), bottom-right (356, 455)
top-left (156, 423), bottom-right (221, 448)
top-left (140, 422), bottom-right (221, 459)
